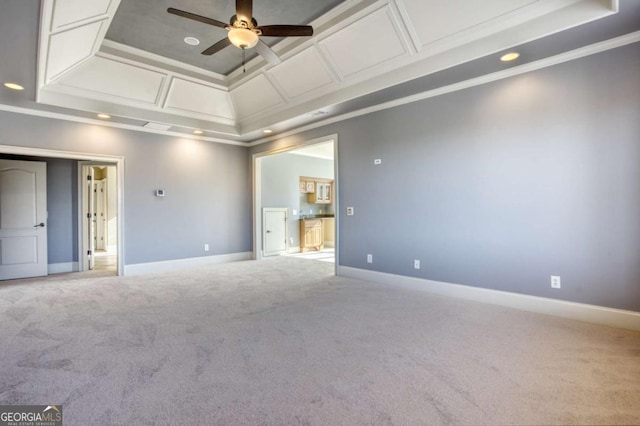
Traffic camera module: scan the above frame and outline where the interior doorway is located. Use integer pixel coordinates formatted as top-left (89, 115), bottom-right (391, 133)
top-left (253, 135), bottom-right (338, 272)
top-left (80, 163), bottom-right (119, 273)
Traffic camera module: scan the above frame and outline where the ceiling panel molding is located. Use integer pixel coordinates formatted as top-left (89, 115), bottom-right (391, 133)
top-left (100, 40), bottom-right (228, 88)
top-left (33, 0), bottom-right (622, 141)
top-left (267, 47), bottom-right (338, 100)
top-left (39, 0), bottom-right (122, 87)
top-left (231, 74), bottom-right (286, 120)
top-left (397, 0), bottom-right (537, 52)
top-left (46, 21), bottom-right (107, 83)
top-left (318, 5), bottom-right (410, 79)
top-left (164, 78), bottom-right (236, 125)
top-left (55, 56), bottom-right (166, 106)
top-left (226, 0), bottom-right (377, 85)
top-left (51, 0), bottom-right (115, 32)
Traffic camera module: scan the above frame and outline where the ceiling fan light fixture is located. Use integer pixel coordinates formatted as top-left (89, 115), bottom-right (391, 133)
top-left (228, 28), bottom-right (259, 49)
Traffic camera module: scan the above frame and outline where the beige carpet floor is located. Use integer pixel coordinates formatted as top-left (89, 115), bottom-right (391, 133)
top-left (1, 257), bottom-right (639, 425)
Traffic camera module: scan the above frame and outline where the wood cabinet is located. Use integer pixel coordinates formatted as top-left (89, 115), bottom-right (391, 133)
top-left (300, 219), bottom-right (324, 252)
top-left (307, 180), bottom-right (332, 204)
top-left (300, 177), bottom-right (333, 204)
top-left (299, 178), bottom-right (315, 194)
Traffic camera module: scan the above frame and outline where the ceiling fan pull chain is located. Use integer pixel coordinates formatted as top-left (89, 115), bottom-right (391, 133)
top-left (242, 47), bottom-right (246, 73)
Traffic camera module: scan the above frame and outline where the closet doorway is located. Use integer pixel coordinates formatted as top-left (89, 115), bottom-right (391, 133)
top-left (80, 163), bottom-right (119, 272)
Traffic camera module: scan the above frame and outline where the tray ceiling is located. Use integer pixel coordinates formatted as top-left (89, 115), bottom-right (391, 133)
top-left (106, 0), bottom-right (346, 75)
top-left (27, 0), bottom-right (625, 143)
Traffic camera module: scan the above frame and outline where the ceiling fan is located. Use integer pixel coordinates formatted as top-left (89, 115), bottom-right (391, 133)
top-left (168, 0), bottom-right (314, 68)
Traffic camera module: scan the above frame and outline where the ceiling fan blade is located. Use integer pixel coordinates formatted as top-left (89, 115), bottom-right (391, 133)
top-left (201, 38), bottom-right (232, 55)
top-left (257, 25), bottom-right (313, 37)
top-left (255, 40), bottom-right (281, 65)
top-left (167, 7), bottom-right (228, 29)
top-left (236, 0), bottom-right (253, 22)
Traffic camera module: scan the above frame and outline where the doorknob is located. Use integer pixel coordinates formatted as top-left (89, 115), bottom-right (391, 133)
top-left (34, 223), bottom-right (45, 228)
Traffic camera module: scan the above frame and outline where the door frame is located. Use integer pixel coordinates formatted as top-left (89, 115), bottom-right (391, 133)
top-left (262, 207), bottom-right (289, 256)
top-left (0, 144), bottom-right (125, 276)
top-left (252, 134), bottom-right (339, 275)
top-left (78, 162), bottom-right (120, 273)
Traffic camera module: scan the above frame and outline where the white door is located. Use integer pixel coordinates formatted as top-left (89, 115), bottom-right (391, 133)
top-left (87, 167), bottom-right (95, 270)
top-left (94, 179), bottom-right (106, 251)
top-left (263, 208), bottom-right (288, 256)
top-left (0, 160), bottom-right (48, 280)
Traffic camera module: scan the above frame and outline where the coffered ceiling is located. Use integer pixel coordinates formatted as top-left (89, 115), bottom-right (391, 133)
top-left (2, 0), bottom-right (638, 144)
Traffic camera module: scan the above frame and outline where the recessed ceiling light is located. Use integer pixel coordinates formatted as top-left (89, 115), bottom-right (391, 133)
top-left (193, 130), bottom-right (204, 135)
top-left (3, 82), bottom-right (24, 91)
top-left (263, 129), bottom-right (273, 134)
top-left (184, 37), bottom-right (200, 46)
top-left (500, 52), bottom-right (520, 62)
top-left (97, 113), bottom-right (111, 119)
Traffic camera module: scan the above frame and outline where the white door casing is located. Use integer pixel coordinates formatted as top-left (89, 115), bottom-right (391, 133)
top-left (263, 208), bottom-right (288, 256)
top-left (0, 160), bottom-right (48, 280)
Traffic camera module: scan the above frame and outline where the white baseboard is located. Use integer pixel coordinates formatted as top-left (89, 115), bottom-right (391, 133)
top-left (124, 252), bottom-right (252, 276)
top-left (48, 262), bottom-right (79, 274)
top-left (338, 266), bottom-right (640, 332)
top-left (324, 241), bottom-right (335, 248)
top-left (288, 247), bottom-right (301, 254)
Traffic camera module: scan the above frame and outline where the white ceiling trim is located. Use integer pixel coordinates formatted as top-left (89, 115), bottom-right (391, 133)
top-left (238, 0), bottom-right (618, 134)
top-left (38, 0), bottom-right (122, 88)
top-left (0, 104), bottom-right (247, 147)
top-left (267, 46), bottom-right (338, 101)
top-left (248, 30), bottom-right (640, 147)
top-left (100, 40), bottom-right (227, 87)
top-left (317, 4), bottom-right (412, 80)
top-left (9, 29), bottom-right (637, 148)
top-left (44, 52), bottom-right (237, 127)
top-left (51, 0), bottom-right (115, 32)
top-left (36, 0), bottom-right (619, 140)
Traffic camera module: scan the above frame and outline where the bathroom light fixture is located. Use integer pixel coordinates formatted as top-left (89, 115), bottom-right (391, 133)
top-left (500, 52), bottom-right (520, 62)
top-left (3, 82), bottom-right (24, 91)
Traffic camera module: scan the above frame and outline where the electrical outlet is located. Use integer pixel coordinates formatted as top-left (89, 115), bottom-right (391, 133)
top-left (347, 207), bottom-right (354, 216)
top-left (290, 237), bottom-right (294, 244)
top-left (292, 209), bottom-right (297, 216)
top-left (374, 159), bottom-right (382, 165)
top-left (204, 243), bottom-right (209, 252)
top-left (367, 254), bottom-right (373, 264)
top-left (551, 275), bottom-right (561, 289)
top-left (414, 259), bottom-right (420, 269)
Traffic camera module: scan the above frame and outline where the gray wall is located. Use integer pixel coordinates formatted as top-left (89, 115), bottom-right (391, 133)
top-left (261, 153), bottom-right (334, 248)
top-left (0, 154), bottom-right (78, 264)
top-left (0, 115), bottom-right (251, 265)
top-left (252, 42), bottom-right (640, 312)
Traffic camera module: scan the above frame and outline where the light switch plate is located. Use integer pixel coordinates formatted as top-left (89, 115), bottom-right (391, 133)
top-left (346, 207), bottom-right (354, 216)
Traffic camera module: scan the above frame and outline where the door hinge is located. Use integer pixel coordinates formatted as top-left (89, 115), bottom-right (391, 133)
top-left (87, 213), bottom-right (91, 219)
top-left (87, 175), bottom-right (91, 181)
top-left (87, 250), bottom-right (92, 256)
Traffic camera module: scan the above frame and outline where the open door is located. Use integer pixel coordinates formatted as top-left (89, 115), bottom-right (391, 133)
top-left (0, 159), bottom-right (48, 280)
top-left (86, 166), bottom-right (95, 270)
top-left (80, 163), bottom-right (118, 273)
